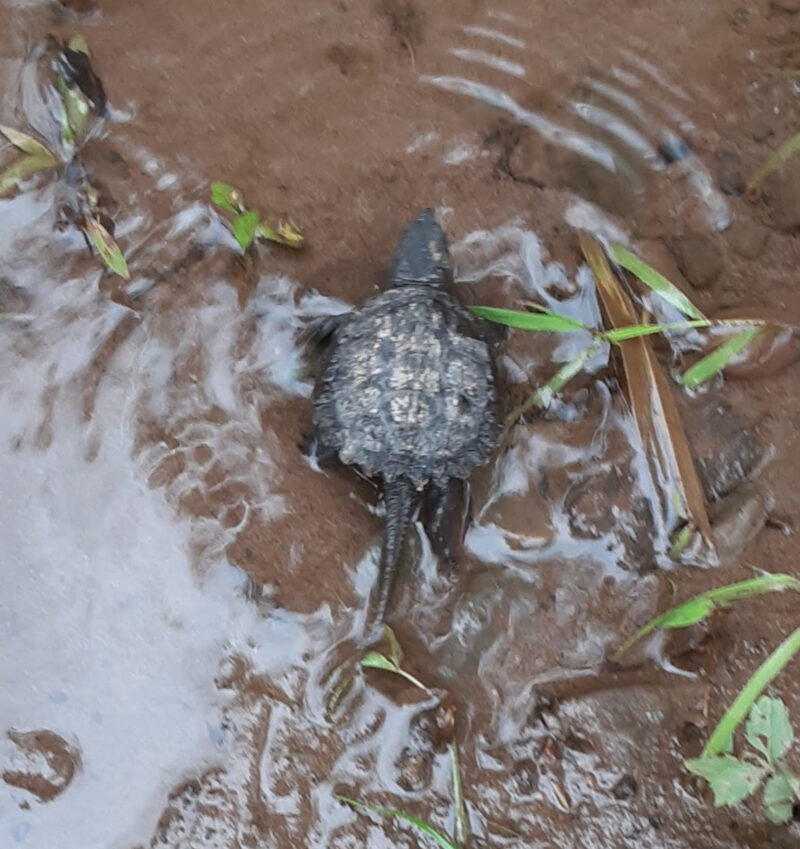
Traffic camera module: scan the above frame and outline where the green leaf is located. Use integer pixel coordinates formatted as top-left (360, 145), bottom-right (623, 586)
top-left (601, 319), bottom-right (710, 344)
top-left (668, 523), bottom-right (695, 559)
top-left (614, 597), bottom-right (714, 661)
top-left (680, 328), bottom-right (763, 389)
top-left (337, 797), bottom-right (459, 849)
top-left (661, 597), bottom-right (716, 628)
top-left (360, 651), bottom-right (428, 691)
top-left (614, 575), bottom-right (800, 662)
top-left (685, 756), bottom-right (766, 807)
top-left (0, 126), bottom-right (57, 160)
top-left (704, 626), bottom-right (800, 758)
top-left (210, 181), bottom-right (244, 214)
top-left (84, 215), bottom-right (130, 279)
top-left (232, 210), bottom-right (259, 251)
top-left (67, 34), bottom-right (90, 54)
top-left (763, 773), bottom-right (800, 824)
top-left (63, 86), bottom-right (89, 143)
top-left (324, 630), bottom-right (421, 721)
top-left (0, 153), bottom-right (58, 198)
top-left (257, 218), bottom-right (305, 248)
top-left (360, 651), bottom-right (396, 673)
top-left (745, 696), bottom-right (793, 765)
top-left (56, 75), bottom-right (75, 147)
top-left (470, 305), bottom-right (587, 333)
top-left (610, 245), bottom-right (707, 321)
top-left (382, 625), bottom-right (403, 666)
top-left (748, 133), bottom-right (800, 191)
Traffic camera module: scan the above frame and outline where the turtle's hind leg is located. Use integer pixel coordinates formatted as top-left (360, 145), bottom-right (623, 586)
top-left (421, 478), bottom-right (466, 568)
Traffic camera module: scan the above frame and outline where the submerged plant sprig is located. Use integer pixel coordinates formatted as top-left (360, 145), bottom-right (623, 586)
top-left (611, 244), bottom-right (707, 321)
top-left (337, 796), bottom-right (460, 849)
top-left (0, 35), bottom-right (102, 197)
top-left (472, 242), bottom-right (797, 410)
top-left (0, 36), bottom-right (127, 280)
top-left (748, 132), bottom-right (800, 191)
top-left (680, 327), bottom-right (763, 389)
top-left (82, 186), bottom-right (129, 280)
top-left (0, 126), bottom-right (58, 197)
top-left (210, 181), bottom-right (304, 252)
top-left (324, 626), bottom-right (429, 721)
top-left (615, 573), bottom-right (800, 823)
top-left (613, 574), bottom-right (800, 662)
top-left (686, 696), bottom-right (800, 824)
top-left (336, 724), bottom-right (468, 848)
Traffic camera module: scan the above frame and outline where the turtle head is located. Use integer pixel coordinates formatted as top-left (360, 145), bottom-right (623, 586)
top-left (387, 208), bottom-right (453, 288)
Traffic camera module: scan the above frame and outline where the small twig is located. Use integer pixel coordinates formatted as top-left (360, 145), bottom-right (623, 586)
top-left (400, 35), bottom-right (417, 73)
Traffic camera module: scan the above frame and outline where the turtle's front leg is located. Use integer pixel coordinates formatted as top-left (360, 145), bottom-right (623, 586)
top-left (303, 312), bottom-right (350, 349)
top-left (299, 429), bottom-right (340, 468)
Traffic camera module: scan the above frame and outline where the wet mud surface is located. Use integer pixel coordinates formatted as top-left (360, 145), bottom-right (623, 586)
top-left (2, 1), bottom-right (800, 847)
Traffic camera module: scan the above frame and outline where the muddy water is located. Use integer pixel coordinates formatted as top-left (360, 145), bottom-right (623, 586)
top-left (2, 2), bottom-right (800, 848)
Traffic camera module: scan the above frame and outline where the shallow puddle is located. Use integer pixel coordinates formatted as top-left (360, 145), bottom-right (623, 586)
top-left (2, 2), bottom-right (800, 848)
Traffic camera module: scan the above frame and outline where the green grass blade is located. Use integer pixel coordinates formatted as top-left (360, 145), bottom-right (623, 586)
top-left (602, 319), bottom-right (711, 344)
top-left (531, 343), bottom-right (597, 405)
top-left (520, 301), bottom-right (563, 315)
top-left (63, 86), bottom-right (89, 143)
top-left (0, 312), bottom-right (35, 322)
top-left (610, 245), bottom-right (707, 321)
top-left (614, 575), bottom-right (800, 661)
top-left (84, 216), bottom-right (130, 279)
top-left (0, 125), bottom-right (57, 160)
top-left (748, 133), bottom-right (800, 191)
top-left (505, 342), bottom-right (599, 423)
top-left (56, 75), bottom-right (75, 148)
top-left (450, 742), bottom-right (468, 847)
top-left (0, 153), bottom-right (58, 198)
top-left (470, 305), bottom-right (586, 333)
top-left (680, 328), bottom-right (762, 388)
top-left (703, 626), bottom-right (800, 757)
top-left (337, 797), bottom-right (459, 849)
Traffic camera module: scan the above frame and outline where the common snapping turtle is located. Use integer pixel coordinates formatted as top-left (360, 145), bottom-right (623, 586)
top-left (307, 209), bottom-right (502, 628)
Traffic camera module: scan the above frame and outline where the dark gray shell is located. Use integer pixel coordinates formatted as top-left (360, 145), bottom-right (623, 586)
top-left (313, 285), bottom-right (499, 488)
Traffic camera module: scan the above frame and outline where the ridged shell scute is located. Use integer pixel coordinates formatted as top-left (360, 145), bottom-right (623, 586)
top-left (313, 286), bottom-right (499, 488)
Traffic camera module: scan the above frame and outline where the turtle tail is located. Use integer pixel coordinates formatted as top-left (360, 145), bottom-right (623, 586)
top-left (369, 477), bottom-right (416, 633)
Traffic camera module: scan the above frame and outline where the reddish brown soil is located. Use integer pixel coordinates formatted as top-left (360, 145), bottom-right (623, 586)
top-left (2, 1), bottom-right (800, 848)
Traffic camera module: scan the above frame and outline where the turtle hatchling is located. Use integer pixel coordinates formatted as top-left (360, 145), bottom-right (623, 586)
top-left (307, 209), bottom-right (502, 629)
